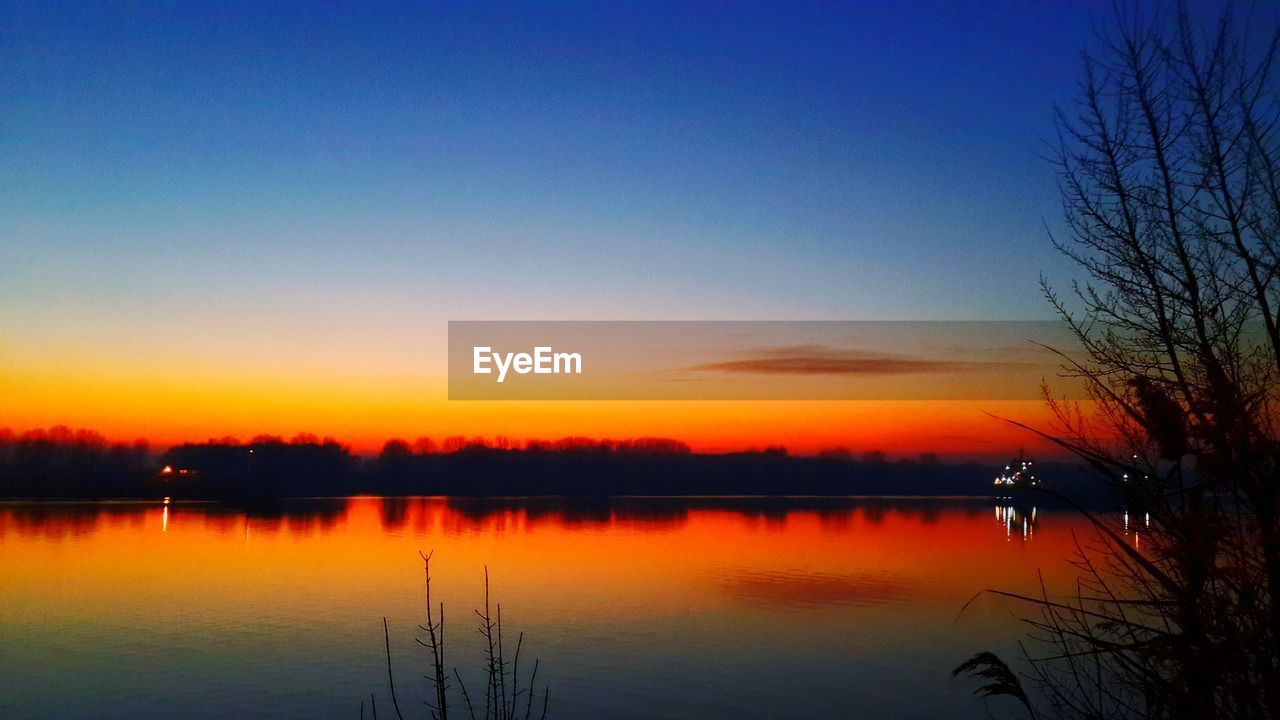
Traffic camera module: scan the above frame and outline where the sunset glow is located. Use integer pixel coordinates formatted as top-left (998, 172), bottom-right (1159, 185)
top-left (10, 2), bottom-right (1252, 718)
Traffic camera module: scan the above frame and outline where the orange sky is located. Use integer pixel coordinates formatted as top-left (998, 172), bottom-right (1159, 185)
top-left (0, 315), bottom-right (1091, 458)
top-left (3, 352), bottom-right (1070, 457)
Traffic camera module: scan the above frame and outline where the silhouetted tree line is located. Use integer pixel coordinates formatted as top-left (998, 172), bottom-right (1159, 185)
top-left (160, 435), bottom-right (359, 500)
top-left (0, 426), bottom-right (150, 498)
top-left (369, 442), bottom-right (1005, 497)
top-left (0, 425), bottom-right (1108, 502)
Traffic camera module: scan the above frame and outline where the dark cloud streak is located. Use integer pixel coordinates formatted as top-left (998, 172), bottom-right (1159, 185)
top-left (685, 345), bottom-right (1050, 376)
top-left (689, 356), bottom-right (962, 375)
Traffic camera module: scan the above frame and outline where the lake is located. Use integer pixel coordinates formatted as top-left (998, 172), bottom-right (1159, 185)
top-left (0, 497), bottom-right (1113, 719)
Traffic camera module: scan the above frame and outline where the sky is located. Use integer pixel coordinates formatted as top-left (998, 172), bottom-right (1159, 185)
top-left (1, 2), bottom-right (1116, 456)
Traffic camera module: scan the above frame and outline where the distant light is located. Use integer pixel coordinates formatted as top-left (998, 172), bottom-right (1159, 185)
top-left (161, 465), bottom-right (173, 475)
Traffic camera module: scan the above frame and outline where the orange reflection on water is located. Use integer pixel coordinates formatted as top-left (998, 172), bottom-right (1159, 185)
top-left (0, 497), bottom-right (1114, 719)
top-left (0, 497), bottom-right (1092, 621)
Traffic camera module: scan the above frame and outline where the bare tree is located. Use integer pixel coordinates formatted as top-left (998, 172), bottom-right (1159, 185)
top-left (958, 3), bottom-right (1280, 719)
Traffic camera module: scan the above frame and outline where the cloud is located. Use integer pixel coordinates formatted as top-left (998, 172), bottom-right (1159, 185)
top-left (689, 356), bottom-right (960, 375)
top-left (684, 344), bottom-right (1043, 376)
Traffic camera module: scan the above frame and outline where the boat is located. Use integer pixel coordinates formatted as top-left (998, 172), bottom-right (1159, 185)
top-left (993, 454), bottom-right (1040, 490)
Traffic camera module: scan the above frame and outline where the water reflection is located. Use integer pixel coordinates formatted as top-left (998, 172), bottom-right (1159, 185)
top-left (0, 496), bottom-right (1102, 720)
top-left (994, 504), bottom-right (1038, 541)
top-left (0, 496), bottom-right (1008, 540)
top-left (0, 496), bottom-right (1148, 548)
top-left (990, 501), bottom-right (1148, 548)
top-left (719, 568), bottom-right (917, 608)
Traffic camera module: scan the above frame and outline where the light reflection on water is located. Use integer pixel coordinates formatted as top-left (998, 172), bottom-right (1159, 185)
top-left (0, 497), bottom-right (1105, 719)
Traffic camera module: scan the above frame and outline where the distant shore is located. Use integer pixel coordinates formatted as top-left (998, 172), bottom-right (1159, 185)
top-left (1, 433), bottom-right (1111, 505)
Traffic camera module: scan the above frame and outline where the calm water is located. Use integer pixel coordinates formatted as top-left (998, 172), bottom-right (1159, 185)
top-left (0, 497), bottom-right (1108, 719)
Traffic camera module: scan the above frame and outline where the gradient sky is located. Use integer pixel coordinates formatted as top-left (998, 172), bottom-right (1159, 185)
top-left (1, 2), bottom-right (1114, 455)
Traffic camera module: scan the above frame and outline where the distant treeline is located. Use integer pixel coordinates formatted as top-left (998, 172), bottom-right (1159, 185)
top-left (0, 427), bottom-right (151, 498)
top-left (0, 426), bottom-right (1103, 501)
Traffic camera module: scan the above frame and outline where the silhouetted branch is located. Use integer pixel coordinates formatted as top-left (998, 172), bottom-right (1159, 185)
top-left (369, 557), bottom-right (548, 720)
top-left (383, 618), bottom-right (406, 720)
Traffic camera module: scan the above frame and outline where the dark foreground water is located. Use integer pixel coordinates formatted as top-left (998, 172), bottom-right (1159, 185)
top-left (0, 496), bottom-right (1112, 719)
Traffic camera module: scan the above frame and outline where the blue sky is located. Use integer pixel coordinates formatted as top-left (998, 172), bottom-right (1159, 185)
top-left (0, 0), bottom-right (1136, 407)
top-left (1, 1), bottom-right (1104, 336)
